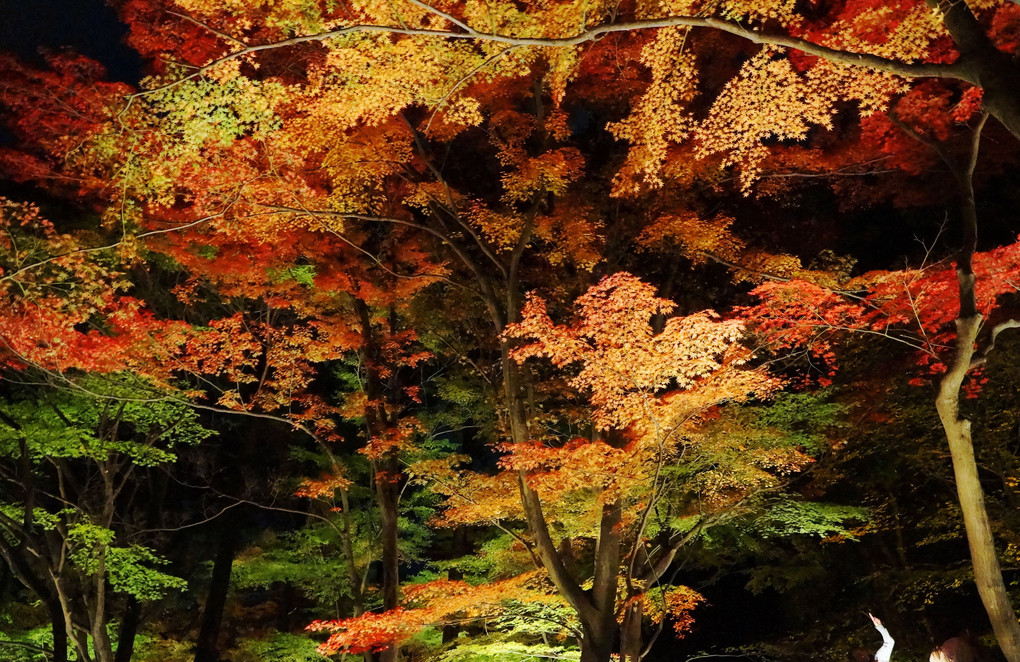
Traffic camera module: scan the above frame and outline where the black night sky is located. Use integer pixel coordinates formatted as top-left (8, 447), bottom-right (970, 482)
top-left (0, 0), bottom-right (140, 82)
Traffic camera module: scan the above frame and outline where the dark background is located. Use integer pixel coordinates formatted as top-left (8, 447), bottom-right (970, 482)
top-left (0, 0), bottom-right (140, 82)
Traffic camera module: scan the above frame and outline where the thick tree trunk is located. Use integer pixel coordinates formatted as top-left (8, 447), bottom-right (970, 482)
top-left (113, 596), bottom-right (140, 662)
top-left (193, 523), bottom-right (238, 662)
top-left (619, 597), bottom-right (644, 662)
top-left (48, 599), bottom-right (69, 662)
top-left (519, 476), bottom-right (624, 662)
top-left (933, 0), bottom-right (1020, 141)
top-left (936, 311), bottom-right (1020, 662)
top-left (579, 626), bottom-right (616, 662)
top-left (586, 503), bottom-right (623, 662)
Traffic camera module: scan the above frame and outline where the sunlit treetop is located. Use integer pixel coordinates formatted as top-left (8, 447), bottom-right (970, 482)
top-left (1, 0), bottom-right (1012, 325)
top-left (2, 0), bottom-right (1014, 438)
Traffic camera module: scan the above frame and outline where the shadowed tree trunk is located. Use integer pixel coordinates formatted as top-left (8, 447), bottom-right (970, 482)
top-left (113, 596), bottom-right (141, 662)
top-left (48, 599), bottom-right (69, 662)
top-left (194, 520), bottom-right (239, 662)
top-left (355, 297), bottom-right (402, 662)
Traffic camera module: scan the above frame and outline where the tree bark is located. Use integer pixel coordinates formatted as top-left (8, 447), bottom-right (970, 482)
top-left (619, 597), bottom-right (644, 662)
top-left (114, 595), bottom-right (140, 662)
top-left (498, 199), bottom-right (627, 662)
top-left (193, 522), bottom-right (238, 662)
top-left (923, 113), bottom-right (1020, 662)
top-left (579, 627), bottom-right (616, 662)
top-left (933, 0), bottom-right (1020, 140)
top-left (48, 599), bottom-right (69, 662)
top-left (375, 457), bottom-right (401, 662)
top-left (936, 311), bottom-right (1020, 662)
top-left (355, 298), bottom-right (401, 662)
top-left (519, 477), bottom-right (625, 662)
top-left (90, 555), bottom-right (115, 662)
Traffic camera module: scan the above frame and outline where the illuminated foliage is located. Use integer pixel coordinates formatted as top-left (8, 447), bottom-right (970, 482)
top-left (2, 0), bottom-right (1020, 658)
top-left (741, 238), bottom-right (1020, 381)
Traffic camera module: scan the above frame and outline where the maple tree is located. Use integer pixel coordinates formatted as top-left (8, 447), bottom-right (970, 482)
top-left (734, 79), bottom-right (1020, 657)
top-left (2, 0), bottom-right (1020, 658)
top-left (313, 273), bottom-right (833, 662)
top-left (740, 233), bottom-right (1020, 653)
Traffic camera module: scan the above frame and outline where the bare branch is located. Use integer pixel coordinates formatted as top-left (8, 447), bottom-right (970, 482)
top-left (0, 640), bottom-right (54, 658)
top-left (970, 319), bottom-right (1020, 369)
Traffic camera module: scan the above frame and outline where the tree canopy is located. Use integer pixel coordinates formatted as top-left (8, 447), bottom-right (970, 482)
top-left (1, 0), bottom-right (1020, 660)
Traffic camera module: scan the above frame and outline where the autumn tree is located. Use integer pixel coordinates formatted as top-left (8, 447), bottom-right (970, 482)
top-left (4, 0), bottom-right (1020, 658)
top-left (741, 234), bottom-right (1020, 656)
top-left (310, 274), bottom-right (857, 661)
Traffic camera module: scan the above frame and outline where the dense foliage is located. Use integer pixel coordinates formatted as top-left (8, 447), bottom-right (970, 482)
top-left (1, 0), bottom-right (1020, 660)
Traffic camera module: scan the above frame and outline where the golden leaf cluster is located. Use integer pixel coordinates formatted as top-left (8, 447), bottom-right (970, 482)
top-left (642, 585), bottom-right (706, 636)
top-left (695, 49), bottom-right (835, 193)
top-left (534, 203), bottom-right (604, 271)
top-left (508, 273), bottom-right (778, 436)
top-left (637, 211), bottom-right (743, 264)
top-left (609, 31), bottom-right (697, 194)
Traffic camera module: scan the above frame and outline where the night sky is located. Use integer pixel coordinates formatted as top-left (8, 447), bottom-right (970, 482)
top-left (0, 0), bottom-right (141, 82)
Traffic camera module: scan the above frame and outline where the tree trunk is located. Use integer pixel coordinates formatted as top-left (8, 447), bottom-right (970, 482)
top-left (933, 0), bottom-right (1020, 141)
top-left (589, 501), bottom-right (623, 661)
top-left (579, 626), bottom-right (616, 662)
top-left (114, 595), bottom-right (140, 662)
top-left (92, 620), bottom-right (115, 662)
top-left (194, 522), bottom-right (238, 662)
top-left (926, 117), bottom-right (1020, 662)
top-left (376, 457), bottom-right (401, 662)
top-left (936, 312), bottom-right (1020, 662)
top-left (519, 481), bottom-right (624, 662)
top-left (91, 557), bottom-right (115, 662)
top-left (48, 599), bottom-right (69, 662)
top-left (500, 263), bottom-right (625, 662)
top-left (355, 298), bottom-right (402, 662)
top-left (619, 596), bottom-right (644, 662)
